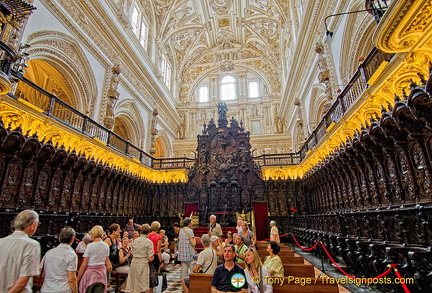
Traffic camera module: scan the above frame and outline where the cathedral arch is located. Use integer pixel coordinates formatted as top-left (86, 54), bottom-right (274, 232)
top-left (154, 131), bottom-right (172, 158)
top-left (340, 2), bottom-right (376, 81)
top-left (293, 120), bottom-right (304, 152)
top-left (113, 98), bottom-right (145, 148)
top-left (308, 84), bottom-right (328, 128)
top-left (22, 30), bottom-right (98, 114)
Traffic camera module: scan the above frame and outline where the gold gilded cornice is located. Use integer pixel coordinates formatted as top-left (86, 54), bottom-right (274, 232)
top-left (373, 0), bottom-right (432, 53)
top-left (2, 48), bottom-right (430, 182)
top-left (293, 49), bottom-right (432, 177)
top-left (260, 166), bottom-right (303, 181)
top-left (0, 96), bottom-right (187, 183)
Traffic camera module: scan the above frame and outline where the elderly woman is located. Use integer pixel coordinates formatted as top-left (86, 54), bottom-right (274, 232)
top-left (76, 234), bottom-right (92, 253)
top-left (77, 225), bottom-right (112, 293)
top-left (181, 234), bottom-right (218, 293)
top-left (125, 224), bottom-right (154, 293)
top-left (263, 241), bottom-right (284, 277)
top-left (269, 221), bottom-right (280, 243)
top-left (210, 236), bottom-right (223, 261)
top-left (117, 237), bottom-right (132, 273)
top-left (244, 248), bottom-right (272, 293)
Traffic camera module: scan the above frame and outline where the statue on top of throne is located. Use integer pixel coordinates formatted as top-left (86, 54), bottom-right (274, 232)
top-left (218, 102), bottom-right (228, 118)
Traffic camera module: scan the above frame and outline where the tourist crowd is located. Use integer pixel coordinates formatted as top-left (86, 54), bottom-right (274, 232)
top-left (0, 210), bottom-right (283, 293)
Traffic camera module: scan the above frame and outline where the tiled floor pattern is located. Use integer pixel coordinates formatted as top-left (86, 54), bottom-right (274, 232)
top-left (163, 263), bottom-right (182, 293)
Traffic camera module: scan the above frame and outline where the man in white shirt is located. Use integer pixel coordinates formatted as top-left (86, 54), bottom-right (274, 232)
top-left (181, 234), bottom-right (218, 293)
top-left (41, 227), bottom-right (78, 293)
top-left (208, 215), bottom-right (223, 237)
top-left (0, 209), bottom-right (41, 293)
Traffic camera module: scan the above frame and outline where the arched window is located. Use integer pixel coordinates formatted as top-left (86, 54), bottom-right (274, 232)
top-left (198, 85), bottom-right (209, 103)
top-left (220, 75), bottom-right (236, 100)
top-left (160, 54), bottom-right (171, 89)
top-left (132, 3), bottom-right (148, 49)
top-left (248, 80), bottom-right (259, 98)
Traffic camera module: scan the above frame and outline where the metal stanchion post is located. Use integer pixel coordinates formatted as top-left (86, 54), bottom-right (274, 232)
top-left (320, 241), bottom-right (326, 273)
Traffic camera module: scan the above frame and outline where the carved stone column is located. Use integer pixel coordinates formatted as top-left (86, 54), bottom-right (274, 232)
top-left (103, 65), bottom-right (121, 130)
top-left (149, 108), bottom-right (159, 155)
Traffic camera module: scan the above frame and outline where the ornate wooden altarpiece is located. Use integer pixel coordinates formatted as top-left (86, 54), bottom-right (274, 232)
top-left (185, 103), bottom-right (264, 224)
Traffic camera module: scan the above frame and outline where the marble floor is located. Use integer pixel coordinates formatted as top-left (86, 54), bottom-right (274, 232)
top-left (164, 263), bottom-right (183, 293)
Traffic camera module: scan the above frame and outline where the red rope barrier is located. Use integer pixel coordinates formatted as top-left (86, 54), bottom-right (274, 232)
top-left (393, 266), bottom-right (411, 293)
top-left (320, 242), bottom-right (393, 281)
top-left (291, 234), bottom-right (320, 251)
top-left (256, 233), bottom-right (288, 242)
top-left (290, 233), bottom-right (410, 292)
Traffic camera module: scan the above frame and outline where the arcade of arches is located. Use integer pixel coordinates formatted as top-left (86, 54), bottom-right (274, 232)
top-left (0, 0), bottom-right (432, 292)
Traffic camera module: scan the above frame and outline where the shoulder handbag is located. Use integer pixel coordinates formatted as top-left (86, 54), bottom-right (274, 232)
top-left (161, 272), bottom-right (168, 291)
top-left (182, 227), bottom-right (196, 247)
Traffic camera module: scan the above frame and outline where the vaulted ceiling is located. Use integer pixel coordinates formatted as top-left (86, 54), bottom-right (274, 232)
top-left (148, 0), bottom-right (293, 104)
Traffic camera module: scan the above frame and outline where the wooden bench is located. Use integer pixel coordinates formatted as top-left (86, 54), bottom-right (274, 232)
top-left (256, 243), bottom-right (293, 251)
top-left (237, 262), bottom-right (315, 278)
top-left (278, 255), bottom-right (304, 264)
top-left (188, 273), bottom-right (339, 293)
top-left (189, 273), bottom-right (213, 293)
top-left (284, 264), bottom-right (315, 278)
top-left (260, 255), bottom-right (304, 264)
top-left (272, 277), bottom-right (339, 293)
top-left (110, 270), bottom-right (128, 293)
top-left (258, 250), bottom-right (294, 258)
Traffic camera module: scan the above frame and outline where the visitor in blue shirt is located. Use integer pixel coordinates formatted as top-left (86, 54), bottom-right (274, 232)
top-left (211, 244), bottom-right (247, 293)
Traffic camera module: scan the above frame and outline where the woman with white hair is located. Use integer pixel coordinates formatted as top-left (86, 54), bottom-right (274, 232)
top-left (210, 236), bottom-right (223, 261)
top-left (125, 224), bottom-right (154, 293)
top-left (75, 234), bottom-right (92, 253)
top-left (269, 221), bottom-right (280, 243)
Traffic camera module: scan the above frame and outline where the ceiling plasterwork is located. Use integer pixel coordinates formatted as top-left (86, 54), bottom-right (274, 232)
top-left (152, 0), bottom-right (287, 103)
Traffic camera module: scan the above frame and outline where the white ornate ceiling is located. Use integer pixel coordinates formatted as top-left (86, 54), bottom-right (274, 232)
top-left (149, 0), bottom-right (291, 104)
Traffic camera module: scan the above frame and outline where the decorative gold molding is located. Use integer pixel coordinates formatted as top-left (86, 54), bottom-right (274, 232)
top-left (295, 53), bottom-right (431, 177)
top-left (373, 0), bottom-right (432, 53)
top-left (0, 96), bottom-right (188, 183)
top-left (0, 72), bottom-right (13, 95)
